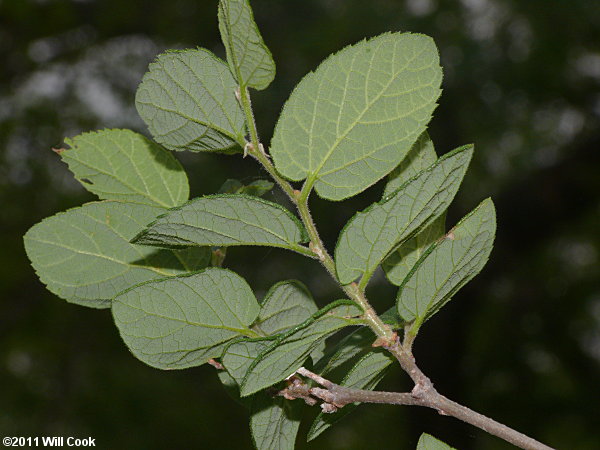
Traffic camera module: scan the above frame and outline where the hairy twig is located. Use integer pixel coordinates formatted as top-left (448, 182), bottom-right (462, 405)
top-left (238, 87), bottom-right (554, 450)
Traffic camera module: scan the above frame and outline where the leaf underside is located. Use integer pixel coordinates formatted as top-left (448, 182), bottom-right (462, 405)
top-left (24, 201), bottom-right (210, 309)
top-left (112, 268), bottom-right (260, 369)
top-left (222, 279), bottom-right (322, 386)
top-left (382, 132), bottom-right (446, 285)
top-left (132, 194), bottom-right (308, 252)
top-left (313, 326), bottom-right (374, 375)
top-left (136, 48), bottom-right (246, 153)
top-left (397, 198), bottom-right (496, 325)
top-left (255, 280), bottom-right (319, 335)
top-left (218, 178), bottom-right (274, 197)
top-left (218, 0), bottom-right (276, 90)
top-left (384, 215), bottom-right (445, 286)
top-left (382, 131), bottom-right (437, 198)
top-left (417, 433), bottom-right (456, 449)
top-left (240, 302), bottom-right (363, 396)
top-left (61, 129), bottom-right (189, 208)
top-left (250, 393), bottom-right (301, 450)
top-left (335, 145), bottom-right (473, 285)
top-left (270, 32), bottom-right (442, 200)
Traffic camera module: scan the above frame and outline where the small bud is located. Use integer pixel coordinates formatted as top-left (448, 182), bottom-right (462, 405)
top-left (243, 142), bottom-right (254, 158)
top-left (321, 403), bottom-right (338, 414)
top-left (207, 358), bottom-right (224, 370)
top-left (309, 242), bottom-right (325, 260)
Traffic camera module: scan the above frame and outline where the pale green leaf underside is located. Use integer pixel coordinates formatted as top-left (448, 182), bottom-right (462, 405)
top-left (218, 178), bottom-right (274, 197)
top-left (314, 326), bottom-right (373, 375)
top-left (335, 145), bottom-right (473, 285)
top-left (308, 351), bottom-right (394, 441)
top-left (417, 433), bottom-right (456, 450)
top-left (24, 201), bottom-right (210, 309)
top-left (250, 394), bottom-right (301, 450)
top-left (397, 198), bottom-right (496, 324)
top-left (218, 0), bottom-right (275, 90)
top-left (223, 280), bottom-right (319, 384)
top-left (383, 131), bottom-right (436, 198)
top-left (132, 194), bottom-right (308, 253)
top-left (270, 32), bottom-right (442, 200)
top-left (254, 281), bottom-right (326, 363)
top-left (240, 302), bottom-right (363, 396)
top-left (173, 247), bottom-right (212, 272)
top-left (383, 215), bottom-right (445, 286)
top-left (255, 280), bottom-right (318, 335)
top-left (62, 129), bottom-right (189, 208)
top-left (313, 307), bottom-right (401, 375)
top-left (223, 338), bottom-right (272, 385)
top-left (382, 131), bottom-right (446, 285)
top-left (136, 49), bottom-right (246, 152)
top-left (112, 268), bottom-right (260, 369)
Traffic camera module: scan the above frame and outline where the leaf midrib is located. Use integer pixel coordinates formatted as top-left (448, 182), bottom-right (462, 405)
top-left (118, 300), bottom-right (254, 336)
top-left (305, 39), bottom-right (426, 190)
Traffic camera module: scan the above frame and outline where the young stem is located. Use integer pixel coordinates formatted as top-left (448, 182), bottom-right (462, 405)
top-left (238, 87), bottom-right (296, 200)
top-left (237, 87), bottom-right (553, 450)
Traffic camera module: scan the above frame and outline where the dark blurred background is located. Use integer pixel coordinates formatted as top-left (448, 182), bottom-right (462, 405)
top-left (1, 0), bottom-right (599, 448)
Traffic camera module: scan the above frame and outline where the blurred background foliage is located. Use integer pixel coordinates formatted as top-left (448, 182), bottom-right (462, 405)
top-left (1, 0), bottom-right (599, 448)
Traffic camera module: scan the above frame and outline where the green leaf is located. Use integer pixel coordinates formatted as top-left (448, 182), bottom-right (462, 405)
top-left (380, 306), bottom-right (405, 329)
top-left (222, 337), bottom-right (272, 385)
top-left (240, 301), bottom-right (363, 396)
top-left (313, 326), bottom-right (373, 375)
top-left (242, 180), bottom-right (275, 197)
top-left (383, 215), bottom-right (445, 286)
top-left (254, 280), bottom-right (319, 335)
top-left (335, 145), bottom-right (473, 286)
top-left (61, 129), bottom-right (189, 208)
top-left (382, 132), bottom-right (445, 285)
top-left (251, 394), bottom-right (301, 450)
top-left (270, 32), bottom-right (442, 201)
top-left (173, 247), bottom-right (212, 272)
top-left (397, 198), bottom-right (496, 327)
top-left (23, 201), bottom-right (210, 309)
top-left (132, 194), bottom-right (309, 254)
top-left (112, 268), bottom-right (260, 369)
top-left (218, 0), bottom-right (276, 90)
top-left (222, 280), bottom-right (319, 384)
top-left (218, 178), bottom-right (245, 194)
top-left (136, 49), bottom-right (246, 153)
top-left (308, 351), bottom-right (394, 441)
top-left (382, 131), bottom-right (437, 198)
top-left (417, 433), bottom-right (456, 450)
top-left (314, 306), bottom-right (401, 375)
top-left (218, 178), bottom-right (274, 197)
